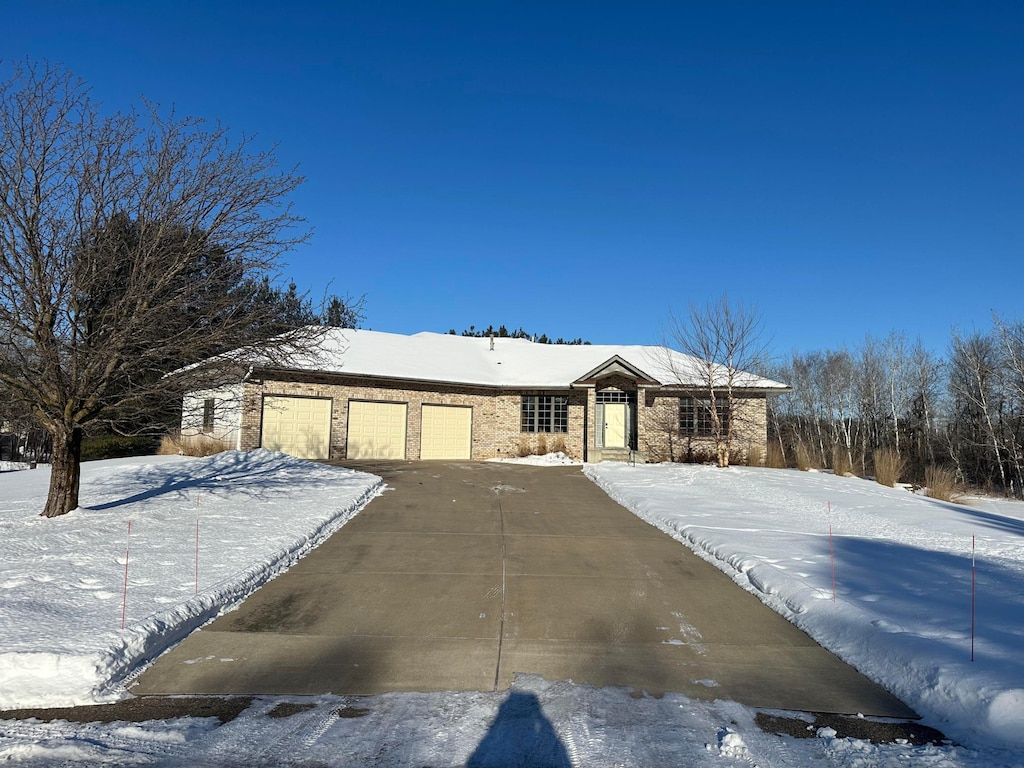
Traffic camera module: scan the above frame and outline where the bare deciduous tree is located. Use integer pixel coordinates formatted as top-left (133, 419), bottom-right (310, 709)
top-left (0, 61), bottom-right (324, 517)
top-left (664, 296), bottom-right (770, 467)
top-left (993, 315), bottom-right (1024, 494)
top-left (948, 330), bottom-right (1006, 490)
top-left (906, 339), bottom-right (944, 473)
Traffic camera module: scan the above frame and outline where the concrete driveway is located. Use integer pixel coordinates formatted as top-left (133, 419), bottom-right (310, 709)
top-left (133, 462), bottom-right (914, 717)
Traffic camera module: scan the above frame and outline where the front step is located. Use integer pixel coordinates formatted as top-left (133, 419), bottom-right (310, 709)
top-left (591, 447), bottom-right (644, 464)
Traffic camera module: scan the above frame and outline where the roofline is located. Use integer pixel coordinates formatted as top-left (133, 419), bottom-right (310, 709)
top-left (249, 367), bottom-right (578, 392)
top-left (572, 355), bottom-right (660, 386)
top-left (248, 366), bottom-right (788, 394)
top-left (650, 383), bottom-right (792, 395)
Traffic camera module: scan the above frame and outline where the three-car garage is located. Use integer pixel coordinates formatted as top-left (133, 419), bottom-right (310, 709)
top-left (259, 396), bottom-right (472, 461)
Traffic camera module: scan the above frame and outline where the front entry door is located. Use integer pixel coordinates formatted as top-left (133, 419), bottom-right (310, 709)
top-left (604, 403), bottom-right (627, 449)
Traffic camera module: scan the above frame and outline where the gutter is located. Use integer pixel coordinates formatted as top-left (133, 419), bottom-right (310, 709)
top-left (248, 366), bottom-right (790, 395)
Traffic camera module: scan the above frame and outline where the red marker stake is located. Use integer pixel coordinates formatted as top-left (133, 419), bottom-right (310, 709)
top-left (121, 519), bottom-right (132, 629)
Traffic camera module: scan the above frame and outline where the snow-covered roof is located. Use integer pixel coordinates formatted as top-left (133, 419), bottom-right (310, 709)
top-left (264, 329), bottom-right (788, 391)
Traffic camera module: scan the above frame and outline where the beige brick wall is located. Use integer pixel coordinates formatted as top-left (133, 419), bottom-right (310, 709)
top-left (239, 373), bottom-right (586, 460)
top-left (596, 374), bottom-right (638, 392)
top-left (639, 391), bottom-right (767, 463)
top-left (235, 371), bottom-right (769, 464)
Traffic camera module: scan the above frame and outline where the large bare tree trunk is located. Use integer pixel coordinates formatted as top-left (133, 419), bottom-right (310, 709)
top-left (41, 426), bottom-right (83, 518)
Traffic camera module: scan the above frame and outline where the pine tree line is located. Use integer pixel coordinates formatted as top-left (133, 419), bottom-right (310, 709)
top-left (448, 325), bottom-right (590, 345)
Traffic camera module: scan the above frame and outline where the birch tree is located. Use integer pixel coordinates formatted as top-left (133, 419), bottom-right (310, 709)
top-left (665, 296), bottom-right (769, 467)
top-left (948, 331), bottom-right (1006, 491)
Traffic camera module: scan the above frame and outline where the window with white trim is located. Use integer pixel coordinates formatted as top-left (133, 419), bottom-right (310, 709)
top-left (521, 395), bottom-right (568, 433)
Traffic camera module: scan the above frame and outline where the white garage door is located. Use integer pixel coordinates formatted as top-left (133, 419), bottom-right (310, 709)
top-left (420, 404), bottom-right (472, 460)
top-left (261, 396), bottom-right (332, 460)
top-left (346, 401), bottom-right (408, 459)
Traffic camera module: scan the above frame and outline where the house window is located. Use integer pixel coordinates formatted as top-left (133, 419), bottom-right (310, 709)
top-left (596, 390), bottom-right (632, 403)
top-left (679, 396), bottom-right (729, 436)
top-left (202, 398), bottom-right (215, 433)
top-left (521, 395), bottom-right (568, 433)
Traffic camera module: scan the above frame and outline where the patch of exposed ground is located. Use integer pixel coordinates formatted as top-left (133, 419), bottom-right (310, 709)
top-left (0, 696), bottom-right (254, 725)
top-left (755, 711), bottom-right (951, 746)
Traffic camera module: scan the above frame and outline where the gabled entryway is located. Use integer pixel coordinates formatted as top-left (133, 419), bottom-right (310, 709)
top-left (574, 355), bottom-right (658, 462)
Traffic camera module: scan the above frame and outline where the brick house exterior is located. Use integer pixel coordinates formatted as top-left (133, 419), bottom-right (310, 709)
top-left (181, 330), bottom-right (787, 463)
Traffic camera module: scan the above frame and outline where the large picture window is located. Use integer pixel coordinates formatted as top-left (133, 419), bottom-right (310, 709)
top-left (679, 396), bottom-right (729, 436)
top-left (521, 395), bottom-right (569, 433)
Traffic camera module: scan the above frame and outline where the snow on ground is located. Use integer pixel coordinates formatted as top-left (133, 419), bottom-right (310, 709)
top-left (2, 456), bottom-right (1023, 766)
top-left (0, 451), bottom-right (382, 710)
top-left (0, 675), bottom-right (991, 768)
top-left (486, 451), bottom-right (581, 466)
top-left (585, 462), bottom-right (1024, 754)
top-left (0, 461), bottom-right (30, 472)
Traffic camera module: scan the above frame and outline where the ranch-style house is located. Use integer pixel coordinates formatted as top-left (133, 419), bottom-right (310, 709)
top-left (180, 329), bottom-right (788, 463)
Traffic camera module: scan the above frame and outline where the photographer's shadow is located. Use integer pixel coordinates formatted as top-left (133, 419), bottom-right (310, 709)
top-left (467, 691), bottom-right (571, 768)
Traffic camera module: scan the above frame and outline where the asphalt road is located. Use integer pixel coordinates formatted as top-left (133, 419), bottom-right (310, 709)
top-left (132, 461), bottom-right (915, 718)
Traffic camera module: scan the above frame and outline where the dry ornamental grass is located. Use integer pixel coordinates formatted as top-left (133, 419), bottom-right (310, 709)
top-left (872, 448), bottom-right (906, 487)
top-left (795, 443), bottom-right (819, 471)
top-left (159, 433), bottom-right (230, 457)
top-left (746, 444), bottom-right (764, 467)
top-left (925, 465), bottom-right (963, 502)
top-left (765, 443), bottom-right (787, 469)
top-left (832, 446), bottom-right (854, 477)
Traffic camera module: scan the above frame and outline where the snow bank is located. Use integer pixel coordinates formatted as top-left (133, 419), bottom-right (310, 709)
top-left (0, 675), bottom-right (987, 767)
top-left (487, 452), bottom-right (581, 466)
top-left (0, 450), bottom-right (381, 709)
top-left (585, 463), bottom-right (1024, 751)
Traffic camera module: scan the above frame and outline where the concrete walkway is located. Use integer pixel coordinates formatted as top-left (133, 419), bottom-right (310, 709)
top-left (133, 462), bottom-right (915, 717)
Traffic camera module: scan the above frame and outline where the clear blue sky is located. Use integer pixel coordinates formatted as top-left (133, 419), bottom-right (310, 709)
top-left (8, 1), bottom-right (1023, 358)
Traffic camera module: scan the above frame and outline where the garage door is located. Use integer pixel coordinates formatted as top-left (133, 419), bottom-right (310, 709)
top-left (261, 396), bottom-right (332, 460)
top-left (346, 401), bottom-right (407, 459)
top-left (420, 404), bottom-right (472, 460)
